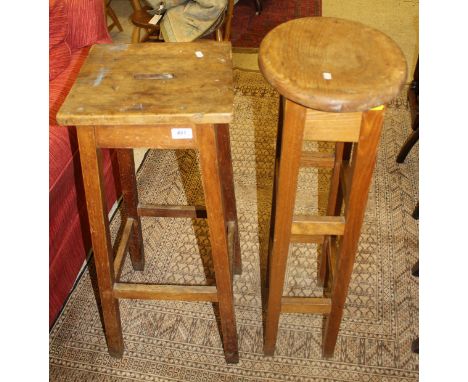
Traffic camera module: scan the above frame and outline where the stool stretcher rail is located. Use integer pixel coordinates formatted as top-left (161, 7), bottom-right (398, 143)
top-left (281, 297), bottom-right (332, 314)
top-left (113, 283), bottom-right (219, 302)
top-left (137, 204), bottom-right (207, 218)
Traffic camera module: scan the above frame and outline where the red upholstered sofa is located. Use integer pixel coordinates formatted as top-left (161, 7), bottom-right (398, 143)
top-left (49, 0), bottom-right (121, 327)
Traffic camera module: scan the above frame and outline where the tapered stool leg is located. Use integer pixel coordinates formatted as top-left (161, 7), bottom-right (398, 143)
top-left (77, 126), bottom-right (124, 357)
top-left (117, 149), bottom-right (144, 271)
top-left (215, 124), bottom-right (242, 275)
top-left (264, 100), bottom-right (306, 355)
top-left (265, 96), bottom-right (285, 292)
top-left (322, 109), bottom-right (384, 357)
top-left (197, 124), bottom-right (239, 364)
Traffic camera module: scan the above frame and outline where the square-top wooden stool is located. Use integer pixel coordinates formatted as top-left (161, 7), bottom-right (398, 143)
top-left (57, 42), bottom-right (242, 363)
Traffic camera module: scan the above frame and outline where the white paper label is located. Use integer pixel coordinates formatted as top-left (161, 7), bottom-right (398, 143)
top-left (171, 128), bottom-right (193, 139)
top-left (322, 72), bottom-right (332, 80)
top-left (195, 51), bottom-right (204, 58)
top-left (148, 14), bottom-right (162, 25)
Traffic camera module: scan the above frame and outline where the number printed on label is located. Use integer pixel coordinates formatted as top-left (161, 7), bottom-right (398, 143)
top-left (171, 128), bottom-right (193, 140)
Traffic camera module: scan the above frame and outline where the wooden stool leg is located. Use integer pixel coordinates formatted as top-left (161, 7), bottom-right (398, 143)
top-left (215, 124), bottom-right (242, 275)
top-left (322, 109), bottom-right (384, 357)
top-left (265, 95), bottom-right (285, 292)
top-left (264, 100), bottom-right (306, 356)
top-left (197, 124), bottom-right (239, 364)
top-left (318, 142), bottom-right (352, 286)
top-left (117, 149), bottom-right (144, 271)
top-left (77, 126), bottom-right (124, 357)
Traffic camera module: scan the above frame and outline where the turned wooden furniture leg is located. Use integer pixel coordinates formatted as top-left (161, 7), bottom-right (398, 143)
top-left (254, 0), bottom-right (262, 15)
top-left (215, 124), bottom-right (242, 275)
top-left (197, 124), bottom-right (239, 364)
top-left (396, 127), bottom-right (419, 163)
top-left (215, 28), bottom-right (223, 42)
top-left (77, 126), bottom-right (124, 357)
top-left (106, 2), bottom-right (123, 32)
top-left (322, 109), bottom-right (384, 357)
top-left (224, 0), bottom-right (235, 40)
top-left (412, 201), bottom-right (419, 220)
top-left (132, 26), bottom-right (141, 43)
top-left (116, 149), bottom-right (144, 271)
top-left (264, 100), bottom-right (306, 356)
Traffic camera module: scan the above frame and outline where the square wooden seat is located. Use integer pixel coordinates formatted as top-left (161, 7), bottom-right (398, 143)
top-left (57, 41), bottom-right (242, 363)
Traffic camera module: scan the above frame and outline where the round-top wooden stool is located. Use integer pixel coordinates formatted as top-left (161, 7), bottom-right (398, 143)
top-left (258, 17), bottom-right (407, 357)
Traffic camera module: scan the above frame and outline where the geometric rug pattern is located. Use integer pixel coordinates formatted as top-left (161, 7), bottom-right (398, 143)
top-left (50, 69), bottom-right (419, 381)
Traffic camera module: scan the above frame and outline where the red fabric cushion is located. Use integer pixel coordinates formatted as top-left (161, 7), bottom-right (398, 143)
top-left (50, 0), bottom-right (71, 80)
top-left (65, 0), bottom-right (111, 52)
top-left (49, 41), bottom-right (72, 81)
top-left (49, 0), bottom-right (68, 48)
top-left (49, 47), bottom-right (121, 326)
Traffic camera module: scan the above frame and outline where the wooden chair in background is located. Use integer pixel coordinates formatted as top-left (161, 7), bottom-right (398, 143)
top-left (106, 0), bottom-right (124, 32)
top-left (129, 0), bottom-right (235, 43)
top-left (397, 57), bottom-right (419, 164)
top-left (396, 56), bottom-right (419, 356)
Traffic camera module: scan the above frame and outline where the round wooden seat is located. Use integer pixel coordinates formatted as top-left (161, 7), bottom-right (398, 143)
top-left (259, 17), bottom-right (407, 112)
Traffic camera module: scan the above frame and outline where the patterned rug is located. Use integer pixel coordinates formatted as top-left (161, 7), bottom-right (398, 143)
top-left (50, 68), bottom-right (419, 381)
top-left (231, 0), bottom-right (322, 47)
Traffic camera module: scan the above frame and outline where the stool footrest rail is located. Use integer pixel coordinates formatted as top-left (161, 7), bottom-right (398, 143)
top-left (281, 297), bottom-right (332, 314)
top-left (137, 204), bottom-right (207, 218)
top-left (113, 283), bottom-right (219, 302)
top-left (291, 216), bottom-right (346, 237)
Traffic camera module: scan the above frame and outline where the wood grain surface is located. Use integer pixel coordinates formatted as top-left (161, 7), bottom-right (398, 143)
top-left (57, 42), bottom-right (234, 126)
top-left (259, 17), bottom-right (407, 112)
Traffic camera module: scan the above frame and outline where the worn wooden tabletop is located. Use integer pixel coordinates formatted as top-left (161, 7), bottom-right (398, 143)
top-left (57, 41), bottom-right (234, 126)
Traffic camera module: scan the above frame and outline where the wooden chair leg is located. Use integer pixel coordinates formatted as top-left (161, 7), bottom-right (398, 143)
top-left (77, 126), bottom-right (124, 357)
top-left (396, 127), bottom-right (419, 163)
top-left (322, 109), bottom-right (384, 357)
top-left (411, 260), bottom-right (419, 277)
top-left (116, 149), bottom-right (144, 271)
top-left (107, 5), bottom-right (123, 32)
top-left (215, 28), bottom-right (223, 42)
top-left (264, 100), bottom-right (306, 356)
top-left (132, 26), bottom-right (141, 43)
top-left (215, 124), bottom-right (242, 275)
top-left (224, 0), bottom-right (234, 40)
top-left (254, 0), bottom-right (262, 15)
top-left (197, 124), bottom-right (239, 364)
top-left (412, 201), bottom-right (419, 220)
